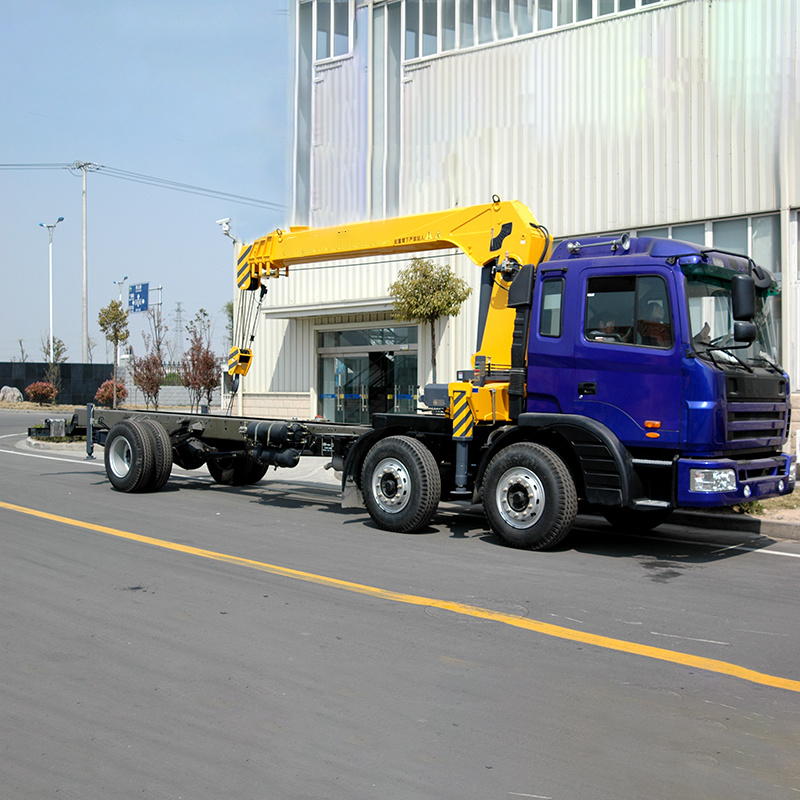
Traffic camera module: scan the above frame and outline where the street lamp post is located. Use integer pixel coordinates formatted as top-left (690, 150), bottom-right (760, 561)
top-left (39, 216), bottom-right (64, 364)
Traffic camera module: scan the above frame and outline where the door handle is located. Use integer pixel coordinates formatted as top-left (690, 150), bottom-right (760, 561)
top-left (578, 381), bottom-right (597, 396)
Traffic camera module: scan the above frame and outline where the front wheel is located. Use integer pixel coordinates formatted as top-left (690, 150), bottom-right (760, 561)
top-left (361, 435), bottom-right (441, 533)
top-left (483, 442), bottom-right (577, 550)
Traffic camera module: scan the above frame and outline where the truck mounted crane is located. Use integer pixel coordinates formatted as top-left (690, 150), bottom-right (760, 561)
top-left (71, 198), bottom-right (795, 550)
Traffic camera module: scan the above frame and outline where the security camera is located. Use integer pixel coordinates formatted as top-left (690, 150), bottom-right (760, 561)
top-left (216, 218), bottom-right (231, 226)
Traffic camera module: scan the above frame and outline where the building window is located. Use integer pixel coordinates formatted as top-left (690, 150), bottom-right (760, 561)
top-left (636, 213), bottom-right (782, 278)
top-left (406, 0), bottom-right (420, 58)
top-left (396, 0), bottom-right (668, 61)
top-left (310, 0), bottom-right (352, 61)
top-left (442, 0), bottom-right (457, 49)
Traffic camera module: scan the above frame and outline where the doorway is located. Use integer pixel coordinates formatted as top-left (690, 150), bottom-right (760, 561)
top-left (317, 325), bottom-right (418, 423)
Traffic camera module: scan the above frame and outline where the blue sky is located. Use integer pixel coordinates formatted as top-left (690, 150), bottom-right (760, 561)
top-left (0, 0), bottom-right (290, 364)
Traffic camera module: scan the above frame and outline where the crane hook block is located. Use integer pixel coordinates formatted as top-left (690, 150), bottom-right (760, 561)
top-left (228, 347), bottom-right (253, 376)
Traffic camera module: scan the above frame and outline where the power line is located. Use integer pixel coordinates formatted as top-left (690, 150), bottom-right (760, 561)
top-left (0, 161), bottom-right (283, 210)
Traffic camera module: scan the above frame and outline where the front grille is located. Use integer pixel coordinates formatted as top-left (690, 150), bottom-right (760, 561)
top-left (725, 375), bottom-right (788, 448)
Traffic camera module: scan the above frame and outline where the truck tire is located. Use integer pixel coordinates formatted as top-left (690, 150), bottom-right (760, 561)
top-left (602, 507), bottom-right (673, 533)
top-left (483, 442), bottom-right (577, 550)
top-left (104, 419), bottom-right (155, 493)
top-left (207, 455), bottom-right (269, 486)
top-left (362, 435), bottom-right (441, 533)
top-left (139, 419), bottom-right (173, 492)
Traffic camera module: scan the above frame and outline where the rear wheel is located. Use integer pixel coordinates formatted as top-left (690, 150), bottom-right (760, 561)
top-left (361, 435), bottom-right (440, 533)
top-left (104, 419), bottom-right (155, 493)
top-left (483, 442), bottom-right (577, 550)
top-left (139, 419), bottom-right (172, 492)
top-left (207, 455), bottom-right (269, 486)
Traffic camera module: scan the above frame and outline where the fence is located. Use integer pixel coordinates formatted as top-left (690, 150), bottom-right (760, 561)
top-left (0, 362), bottom-right (114, 406)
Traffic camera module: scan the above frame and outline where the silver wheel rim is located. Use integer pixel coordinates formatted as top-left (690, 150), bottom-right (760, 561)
top-left (108, 435), bottom-right (133, 479)
top-left (371, 457), bottom-right (411, 514)
top-left (495, 466), bottom-right (545, 529)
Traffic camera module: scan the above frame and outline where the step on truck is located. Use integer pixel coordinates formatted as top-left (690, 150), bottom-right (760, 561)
top-left (71, 198), bottom-right (796, 550)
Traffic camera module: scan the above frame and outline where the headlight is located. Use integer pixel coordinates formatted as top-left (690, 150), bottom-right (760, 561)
top-left (789, 461), bottom-right (797, 483)
top-left (690, 468), bottom-right (737, 493)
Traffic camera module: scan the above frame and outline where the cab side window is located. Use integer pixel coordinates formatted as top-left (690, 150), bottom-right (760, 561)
top-left (539, 278), bottom-right (564, 337)
top-left (585, 275), bottom-right (673, 348)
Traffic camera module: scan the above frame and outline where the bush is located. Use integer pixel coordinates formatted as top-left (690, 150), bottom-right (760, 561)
top-left (95, 379), bottom-right (128, 407)
top-left (25, 381), bottom-right (58, 405)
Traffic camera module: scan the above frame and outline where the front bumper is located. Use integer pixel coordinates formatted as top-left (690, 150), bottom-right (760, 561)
top-left (677, 453), bottom-right (796, 508)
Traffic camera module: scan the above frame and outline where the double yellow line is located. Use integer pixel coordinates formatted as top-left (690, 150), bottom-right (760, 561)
top-left (2, 498), bottom-right (798, 694)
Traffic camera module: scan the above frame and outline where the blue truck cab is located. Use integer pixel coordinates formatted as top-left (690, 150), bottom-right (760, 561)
top-left (527, 234), bottom-right (795, 516)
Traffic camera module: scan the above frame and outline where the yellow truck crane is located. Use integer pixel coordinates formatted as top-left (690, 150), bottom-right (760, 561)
top-left (72, 198), bottom-right (794, 550)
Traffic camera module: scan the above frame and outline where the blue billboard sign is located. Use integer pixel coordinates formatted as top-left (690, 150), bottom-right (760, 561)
top-left (128, 283), bottom-right (149, 313)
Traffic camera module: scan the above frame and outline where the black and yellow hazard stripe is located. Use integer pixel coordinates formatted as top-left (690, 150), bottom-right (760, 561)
top-left (451, 387), bottom-right (474, 440)
top-left (236, 245), bottom-right (259, 290)
top-left (228, 347), bottom-right (253, 376)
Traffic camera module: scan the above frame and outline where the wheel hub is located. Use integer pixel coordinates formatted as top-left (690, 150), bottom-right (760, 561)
top-left (108, 436), bottom-right (133, 479)
top-left (371, 457), bottom-right (410, 514)
top-left (496, 467), bottom-right (545, 529)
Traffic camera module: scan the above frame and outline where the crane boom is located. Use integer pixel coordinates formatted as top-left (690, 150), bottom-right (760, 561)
top-left (230, 198), bottom-right (551, 377)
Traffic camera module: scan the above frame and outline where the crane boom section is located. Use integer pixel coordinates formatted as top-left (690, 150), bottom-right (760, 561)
top-left (236, 200), bottom-right (549, 290)
top-left (230, 199), bottom-right (551, 379)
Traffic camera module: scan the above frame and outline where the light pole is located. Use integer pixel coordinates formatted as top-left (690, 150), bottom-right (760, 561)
top-left (113, 275), bottom-right (128, 363)
top-left (217, 218), bottom-right (242, 415)
top-left (39, 216), bottom-right (64, 364)
top-left (114, 275), bottom-right (128, 304)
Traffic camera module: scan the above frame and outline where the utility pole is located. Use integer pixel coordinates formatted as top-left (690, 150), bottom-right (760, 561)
top-left (72, 161), bottom-right (98, 362)
top-left (39, 216), bottom-right (64, 365)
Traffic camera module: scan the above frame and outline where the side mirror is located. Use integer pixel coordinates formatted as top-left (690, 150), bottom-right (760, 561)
top-left (734, 321), bottom-right (757, 343)
top-left (731, 274), bottom-right (756, 321)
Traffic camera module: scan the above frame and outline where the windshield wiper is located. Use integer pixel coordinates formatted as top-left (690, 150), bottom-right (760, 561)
top-left (757, 351), bottom-right (782, 374)
top-left (696, 342), bottom-right (754, 372)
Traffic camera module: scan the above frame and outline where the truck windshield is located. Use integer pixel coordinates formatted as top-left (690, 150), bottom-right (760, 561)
top-left (686, 278), bottom-right (779, 367)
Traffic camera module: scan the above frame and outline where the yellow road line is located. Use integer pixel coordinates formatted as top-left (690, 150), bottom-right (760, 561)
top-left (2, 498), bottom-right (799, 694)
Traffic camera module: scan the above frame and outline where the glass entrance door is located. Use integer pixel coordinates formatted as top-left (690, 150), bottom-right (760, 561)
top-left (317, 325), bottom-right (419, 423)
top-left (318, 349), bottom-right (418, 423)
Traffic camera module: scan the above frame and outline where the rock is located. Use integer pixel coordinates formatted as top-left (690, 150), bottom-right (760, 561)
top-left (0, 386), bottom-right (23, 403)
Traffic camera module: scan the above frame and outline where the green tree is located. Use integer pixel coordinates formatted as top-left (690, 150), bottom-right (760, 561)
top-left (98, 300), bottom-right (130, 409)
top-left (180, 309), bottom-right (219, 411)
top-left (388, 258), bottom-right (473, 383)
top-left (131, 307), bottom-right (169, 409)
top-left (40, 334), bottom-right (68, 397)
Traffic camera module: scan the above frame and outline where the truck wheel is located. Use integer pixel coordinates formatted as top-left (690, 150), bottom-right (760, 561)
top-left (139, 419), bottom-right (172, 492)
top-left (602, 507), bottom-right (673, 533)
top-left (207, 455), bottom-right (269, 486)
top-left (483, 442), bottom-right (577, 550)
top-left (362, 435), bottom-right (441, 533)
top-left (104, 419), bottom-right (155, 493)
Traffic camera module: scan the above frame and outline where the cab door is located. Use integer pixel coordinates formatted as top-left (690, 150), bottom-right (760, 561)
top-left (571, 271), bottom-right (683, 448)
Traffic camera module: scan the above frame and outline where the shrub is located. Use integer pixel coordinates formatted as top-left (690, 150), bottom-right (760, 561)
top-left (25, 381), bottom-right (58, 405)
top-left (95, 379), bottom-right (128, 407)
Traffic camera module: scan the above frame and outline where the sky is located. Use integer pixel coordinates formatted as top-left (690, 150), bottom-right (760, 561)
top-left (0, 0), bottom-right (291, 365)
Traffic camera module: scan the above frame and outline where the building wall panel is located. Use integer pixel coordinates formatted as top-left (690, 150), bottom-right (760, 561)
top-left (245, 0), bottom-right (799, 409)
top-left (399, 0), bottom-right (798, 235)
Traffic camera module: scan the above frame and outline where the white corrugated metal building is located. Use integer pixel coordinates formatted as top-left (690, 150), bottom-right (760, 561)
top-left (237, 0), bottom-right (799, 421)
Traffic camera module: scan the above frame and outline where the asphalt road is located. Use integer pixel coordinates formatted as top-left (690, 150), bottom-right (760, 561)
top-left (1, 409), bottom-right (799, 800)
